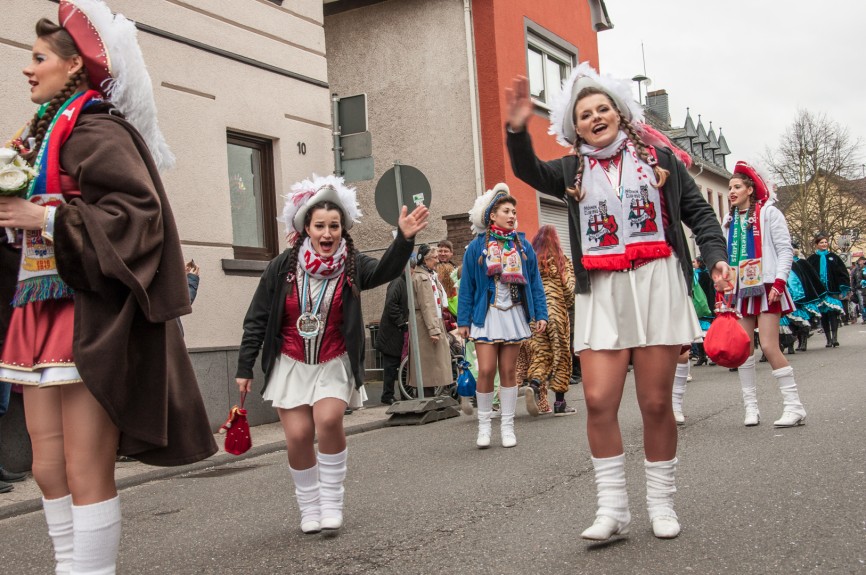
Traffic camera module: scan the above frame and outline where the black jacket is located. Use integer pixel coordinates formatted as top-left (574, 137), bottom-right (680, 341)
top-left (506, 129), bottom-right (727, 294)
top-left (806, 251), bottom-right (850, 295)
top-left (376, 275), bottom-right (408, 358)
top-left (236, 231), bottom-right (415, 391)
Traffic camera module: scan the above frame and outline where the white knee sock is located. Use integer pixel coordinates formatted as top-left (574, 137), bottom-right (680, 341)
top-left (737, 354), bottom-right (758, 413)
top-left (289, 464), bottom-right (321, 531)
top-left (499, 385), bottom-right (517, 425)
top-left (591, 454), bottom-right (630, 524)
top-left (476, 392), bottom-right (494, 430)
top-left (317, 449), bottom-right (348, 524)
top-left (70, 496), bottom-right (121, 575)
top-left (645, 458), bottom-right (678, 520)
top-left (772, 366), bottom-right (806, 416)
top-left (43, 495), bottom-right (74, 575)
top-left (672, 363), bottom-right (689, 414)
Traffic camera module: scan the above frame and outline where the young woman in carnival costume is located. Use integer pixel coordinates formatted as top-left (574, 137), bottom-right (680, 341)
top-left (236, 175), bottom-right (428, 534)
top-left (725, 163), bottom-right (807, 428)
top-left (457, 184), bottom-right (548, 449)
top-left (786, 241), bottom-right (825, 352)
top-left (806, 234), bottom-right (850, 347)
top-left (0, 1), bottom-right (217, 571)
top-left (505, 63), bottom-right (730, 540)
top-left (523, 225), bottom-right (577, 416)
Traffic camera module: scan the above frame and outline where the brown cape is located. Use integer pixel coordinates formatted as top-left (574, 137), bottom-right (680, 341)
top-left (52, 109), bottom-right (217, 466)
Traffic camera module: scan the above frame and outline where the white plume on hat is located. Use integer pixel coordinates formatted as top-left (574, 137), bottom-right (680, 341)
top-left (468, 182), bottom-right (510, 235)
top-left (65, 0), bottom-right (175, 170)
top-left (548, 61), bottom-right (644, 148)
top-left (280, 174), bottom-right (361, 238)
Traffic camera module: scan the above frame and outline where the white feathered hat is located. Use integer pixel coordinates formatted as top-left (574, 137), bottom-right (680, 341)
top-left (468, 183), bottom-right (510, 235)
top-left (548, 61), bottom-right (644, 148)
top-left (59, 0), bottom-right (174, 170)
top-left (280, 174), bottom-right (361, 239)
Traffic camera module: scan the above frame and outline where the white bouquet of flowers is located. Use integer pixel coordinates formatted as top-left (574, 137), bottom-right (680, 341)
top-left (0, 148), bottom-right (38, 197)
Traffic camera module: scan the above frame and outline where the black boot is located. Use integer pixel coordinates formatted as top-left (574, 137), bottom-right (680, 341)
top-left (694, 343), bottom-right (708, 366)
top-left (831, 313), bottom-right (840, 347)
top-left (797, 332), bottom-right (808, 352)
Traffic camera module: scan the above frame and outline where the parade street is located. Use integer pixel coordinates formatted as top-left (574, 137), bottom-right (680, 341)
top-left (2, 329), bottom-right (865, 575)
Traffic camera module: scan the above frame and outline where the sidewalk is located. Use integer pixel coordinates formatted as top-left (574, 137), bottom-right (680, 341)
top-left (0, 403), bottom-right (393, 520)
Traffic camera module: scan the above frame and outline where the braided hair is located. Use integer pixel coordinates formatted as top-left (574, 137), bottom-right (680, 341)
top-left (565, 86), bottom-right (670, 199)
top-left (24, 19), bottom-right (89, 165)
top-left (477, 195), bottom-right (527, 266)
top-left (286, 200), bottom-right (360, 297)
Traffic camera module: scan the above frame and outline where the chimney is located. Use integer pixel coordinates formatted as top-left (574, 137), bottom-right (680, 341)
top-left (646, 89), bottom-right (670, 127)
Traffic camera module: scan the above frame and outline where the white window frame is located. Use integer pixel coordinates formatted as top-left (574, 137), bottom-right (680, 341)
top-left (526, 31), bottom-right (574, 111)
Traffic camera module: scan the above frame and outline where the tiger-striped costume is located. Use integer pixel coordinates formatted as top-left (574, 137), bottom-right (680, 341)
top-left (527, 257), bottom-right (575, 400)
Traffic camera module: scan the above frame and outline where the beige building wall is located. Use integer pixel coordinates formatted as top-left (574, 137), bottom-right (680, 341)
top-left (685, 168), bottom-right (730, 259)
top-left (325, 0), bottom-right (479, 324)
top-left (1, 0), bottom-right (333, 352)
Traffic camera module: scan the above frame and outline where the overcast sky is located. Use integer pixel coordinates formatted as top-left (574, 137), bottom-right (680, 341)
top-left (597, 0), bottom-right (866, 175)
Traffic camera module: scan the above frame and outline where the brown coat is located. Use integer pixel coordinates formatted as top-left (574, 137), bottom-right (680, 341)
top-left (408, 267), bottom-right (452, 388)
top-left (49, 109), bottom-right (217, 466)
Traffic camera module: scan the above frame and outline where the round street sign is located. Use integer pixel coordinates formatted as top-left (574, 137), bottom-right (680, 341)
top-left (374, 164), bottom-right (432, 226)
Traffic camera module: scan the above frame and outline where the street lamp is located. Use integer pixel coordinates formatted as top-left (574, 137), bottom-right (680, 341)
top-left (632, 74), bottom-right (650, 105)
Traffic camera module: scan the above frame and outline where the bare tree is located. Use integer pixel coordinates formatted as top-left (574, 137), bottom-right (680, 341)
top-left (765, 109), bottom-right (864, 255)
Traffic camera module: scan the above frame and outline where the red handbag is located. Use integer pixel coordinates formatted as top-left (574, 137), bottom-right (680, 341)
top-left (704, 293), bottom-right (752, 369)
top-left (219, 392), bottom-right (252, 455)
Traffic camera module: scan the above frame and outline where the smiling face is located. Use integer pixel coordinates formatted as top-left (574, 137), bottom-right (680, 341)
top-left (23, 37), bottom-right (83, 105)
top-left (574, 92), bottom-right (621, 148)
top-left (305, 207), bottom-right (343, 257)
top-left (728, 177), bottom-right (754, 210)
top-left (437, 245), bottom-right (452, 263)
top-left (489, 200), bottom-right (517, 231)
top-left (816, 237), bottom-right (829, 251)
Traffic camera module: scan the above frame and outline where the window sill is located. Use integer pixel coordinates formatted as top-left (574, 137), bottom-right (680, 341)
top-left (221, 258), bottom-right (269, 276)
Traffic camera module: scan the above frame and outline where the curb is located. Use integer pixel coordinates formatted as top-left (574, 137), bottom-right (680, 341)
top-left (0, 418), bottom-right (389, 521)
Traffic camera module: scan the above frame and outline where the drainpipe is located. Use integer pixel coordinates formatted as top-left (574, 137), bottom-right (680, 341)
top-left (464, 0), bottom-right (484, 197)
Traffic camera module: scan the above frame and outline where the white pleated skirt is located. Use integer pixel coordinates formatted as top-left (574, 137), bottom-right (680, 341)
top-left (470, 306), bottom-right (532, 344)
top-left (574, 255), bottom-right (701, 353)
top-left (263, 353), bottom-right (365, 410)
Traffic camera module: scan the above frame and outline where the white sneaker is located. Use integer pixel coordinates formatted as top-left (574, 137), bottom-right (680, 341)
top-left (501, 428), bottom-right (517, 448)
top-left (673, 411), bottom-right (685, 425)
top-left (773, 411), bottom-right (806, 427)
top-left (651, 516), bottom-right (681, 539)
top-left (580, 516), bottom-right (630, 541)
top-left (301, 519), bottom-right (322, 534)
top-left (476, 430), bottom-right (491, 448)
top-left (744, 409), bottom-right (760, 427)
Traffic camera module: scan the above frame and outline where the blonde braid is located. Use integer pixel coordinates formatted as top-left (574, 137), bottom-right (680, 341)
top-left (565, 151), bottom-right (586, 201)
top-left (621, 117), bottom-right (669, 188)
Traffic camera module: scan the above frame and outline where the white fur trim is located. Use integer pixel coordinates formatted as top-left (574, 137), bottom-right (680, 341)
top-left (548, 61), bottom-right (644, 148)
top-left (66, 0), bottom-right (175, 171)
top-left (280, 174), bottom-right (361, 236)
top-left (468, 183), bottom-right (509, 235)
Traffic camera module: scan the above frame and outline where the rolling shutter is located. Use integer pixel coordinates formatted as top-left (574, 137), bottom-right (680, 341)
top-left (538, 199), bottom-right (573, 260)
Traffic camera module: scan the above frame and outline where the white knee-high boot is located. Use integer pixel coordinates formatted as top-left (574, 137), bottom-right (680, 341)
top-left (475, 391), bottom-right (494, 448)
top-left (289, 464), bottom-right (321, 534)
top-left (317, 449), bottom-right (347, 531)
top-left (671, 363), bottom-right (689, 425)
top-left (772, 366), bottom-right (807, 427)
top-left (70, 496), bottom-right (121, 575)
top-left (499, 386), bottom-right (518, 448)
top-left (738, 354), bottom-right (760, 426)
top-left (645, 458), bottom-right (680, 539)
top-left (580, 454), bottom-right (631, 541)
top-left (43, 495), bottom-right (74, 574)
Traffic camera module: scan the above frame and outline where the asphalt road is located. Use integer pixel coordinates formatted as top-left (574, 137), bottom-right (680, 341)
top-left (2, 327), bottom-right (865, 574)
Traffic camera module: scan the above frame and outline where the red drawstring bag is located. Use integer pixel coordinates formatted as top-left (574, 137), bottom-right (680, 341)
top-left (704, 293), bottom-right (751, 368)
top-left (219, 392), bottom-right (252, 455)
